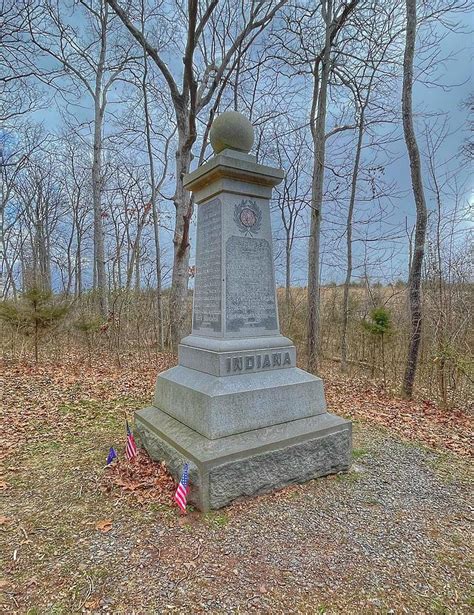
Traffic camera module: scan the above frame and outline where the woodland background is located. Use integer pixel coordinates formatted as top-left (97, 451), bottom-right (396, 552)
top-left (1, 3), bottom-right (472, 611)
top-left (1, 0), bottom-right (472, 409)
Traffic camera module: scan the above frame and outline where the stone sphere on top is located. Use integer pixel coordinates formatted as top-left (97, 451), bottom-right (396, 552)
top-left (209, 111), bottom-right (254, 154)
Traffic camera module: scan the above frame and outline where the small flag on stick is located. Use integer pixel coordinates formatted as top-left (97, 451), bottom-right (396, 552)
top-left (175, 463), bottom-right (190, 513)
top-left (125, 421), bottom-right (138, 461)
top-left (106, 447), bottom-right (117, 465)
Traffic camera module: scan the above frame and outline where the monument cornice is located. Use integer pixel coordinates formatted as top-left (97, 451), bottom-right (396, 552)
top-left (184, 149), bottom-right (284, 201)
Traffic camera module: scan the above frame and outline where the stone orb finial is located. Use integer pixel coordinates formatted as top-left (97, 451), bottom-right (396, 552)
top-left (209, 111), bottom-right (254, 154)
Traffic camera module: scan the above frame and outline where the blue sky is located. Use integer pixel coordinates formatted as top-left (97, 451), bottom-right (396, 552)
top-left (26, 4), bottom-right (473, 289)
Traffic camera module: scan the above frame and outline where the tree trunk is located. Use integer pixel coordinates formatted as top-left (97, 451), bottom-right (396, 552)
top-left (142, 51), bottom-right (163, 348)
top-left (92, 101), bottom-right (108, 317)
top-left (401, 0), bottom-right (428, 399)
top-left (341, 106), bottom-right (365, 371)
top-left (285, 240), bottom-right (291, 326)
top-left (76, 231), bottom-right (82, 297)
top-left (92, 5), bottom-right (109, 319)
top-left (34, 195), bottom-right (51, 292)
top-left (135, 249), bottom-right (140, 292)
top-left (381, 332), bottom-right (386, 388)
top-left (34, 314), bottom-right (39, 364)
top-left (104, 0), bottom-right (288, 349)
top-left (126, 222), bottom-right (144, 291)
top-left (169, 123), bottom-right (193, 349)
top-left (307, 0), bottom-right (333, 374)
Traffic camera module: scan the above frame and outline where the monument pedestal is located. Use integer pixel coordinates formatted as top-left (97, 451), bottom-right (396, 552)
top-left (136, 407), bottom-right (351, 511)
top-left (136, 112), bottom-right (351, 510)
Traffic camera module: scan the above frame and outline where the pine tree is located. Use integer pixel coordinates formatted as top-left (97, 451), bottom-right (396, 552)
top-left (0, 287), bottom-right (69, 362)
top-left (362, 307), bottom-right (392, 387)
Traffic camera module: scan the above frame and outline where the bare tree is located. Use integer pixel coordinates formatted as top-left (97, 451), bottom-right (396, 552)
top-left (61, 137), bottom-right (91, 298)
top-left (27, 0), bottom-right (135, 318)
top-left (421, 118), bottom-right (472, 407)
top-left (105, 0), bottom-right (288, 347)
top-left (0, 0), bottom-right (45, 124)
top-left (15, 144), bottom-right (65, 292)
top-left (271, 125), bottom-right (311, 323)
top-left (1, 125), bottom-right (45, 298)
top-left (401, 0), bottom-right (428, 398)
top-left (338, 2), bottom-right (401, 371)
top-left (136, 0), bottom-right (175, 347)
top-left (306, 0), bottom-right (358, 373)
top-left (460, 93), bottom-right (473, 161)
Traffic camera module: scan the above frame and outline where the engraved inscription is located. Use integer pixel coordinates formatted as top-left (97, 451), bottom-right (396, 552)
top-left (225, 352), bottom-right (292, 373)
top-left (226, 236), bottom-right (278, 333)
top-left (193, 198), bottom-right (222, 333)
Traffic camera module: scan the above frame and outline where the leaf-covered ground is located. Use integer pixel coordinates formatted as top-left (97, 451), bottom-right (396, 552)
top-left (1, 355), bottom-right (472, 613)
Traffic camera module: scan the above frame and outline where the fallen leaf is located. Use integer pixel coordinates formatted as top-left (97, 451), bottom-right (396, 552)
top-left (177, 516), bottom-right (191, 527)
top-left (95, 519), bottom-right (113, 533)
top-left (101, 450), bottom-right (175, 507)
top-left (0, 516), bottom-right (11, 525)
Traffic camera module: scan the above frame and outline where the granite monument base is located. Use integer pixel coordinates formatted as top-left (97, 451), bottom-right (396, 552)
top-left (135, 406), bottom-right (352, 511)
top-left (152, 364), bottom-right (327, 440)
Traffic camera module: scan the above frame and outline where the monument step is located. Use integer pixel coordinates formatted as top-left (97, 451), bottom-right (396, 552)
top-left (135, 406), bottom-right (352, 511)
top-left (179, 339), bottom-right (297, 377)
top-left (153, 365), bottom-right (327, 440)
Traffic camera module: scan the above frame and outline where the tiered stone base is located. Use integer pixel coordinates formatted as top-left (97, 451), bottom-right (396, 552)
top-left (152, 365), bottom-right (327, 439)
top-left (135, 407), bottom-right (351, 511)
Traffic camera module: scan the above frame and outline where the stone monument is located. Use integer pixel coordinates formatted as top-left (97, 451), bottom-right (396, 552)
top-left (135, 111), bottom-right (351, 511)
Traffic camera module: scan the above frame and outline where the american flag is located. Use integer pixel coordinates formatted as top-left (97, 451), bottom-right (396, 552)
top-left (175, 463), bottom-right (190, 513)
top-left (125, 421), bottom-right (138, 461)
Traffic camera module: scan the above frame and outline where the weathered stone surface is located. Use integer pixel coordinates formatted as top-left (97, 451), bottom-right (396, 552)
top-left (225, 235), bottom-right (278, 334)
top-left (188, 171), bottom-right (280, 340)
top-left (183, 148), bottom-right (284, 206)
top-left (208, 428), bottom-right (351, 509)
top-left (135, 406), bottom-right (351, 511)
top-left (152, 365), bottom-right (327, 440)
top-left (209, 111), bottom-right (254, 154)
top-left (136, 420), bottom-right (205, 510)
top-left (137, 406), bottom-right (345, 462)
top-left (178, 340), bottom-right (297, 377)
top-left (180, 334), bottom-right (295, 352)
top-left (192, 197), bottom-right (222, 335)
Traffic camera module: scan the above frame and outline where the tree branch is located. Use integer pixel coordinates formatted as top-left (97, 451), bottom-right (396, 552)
top-left (197, 0), bottom-right (289, 112)
top-left (104, 0), bottom-right (182, 107)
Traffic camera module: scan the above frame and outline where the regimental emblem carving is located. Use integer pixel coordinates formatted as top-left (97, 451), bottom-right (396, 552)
top-left (233, 199), bottom-right (262, 236)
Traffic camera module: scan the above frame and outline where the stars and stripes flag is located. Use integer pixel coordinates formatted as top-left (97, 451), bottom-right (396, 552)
top-left (125, 421), bottom-right (138, 461)
top-left (175, 463), bottom-right (190, 513)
